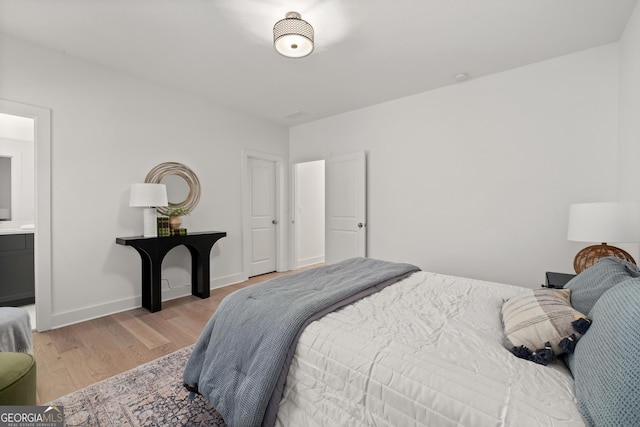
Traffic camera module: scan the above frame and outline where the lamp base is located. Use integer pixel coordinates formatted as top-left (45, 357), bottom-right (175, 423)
top-left (573, 243), bottom-right (636, 274)
top-left (142, 207), bottom-right (158, 237)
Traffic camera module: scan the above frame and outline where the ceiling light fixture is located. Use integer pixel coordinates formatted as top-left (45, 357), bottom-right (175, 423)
top-left (273, 11), bottom-right (314, 58)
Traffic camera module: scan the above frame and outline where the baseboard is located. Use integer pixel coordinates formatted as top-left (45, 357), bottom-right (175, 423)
top-left (297, 255), bottom-right (325, 268)
top-left (211, 272), bottom-right (246, 289)
top-left (51, 296), bottom-right (143, 329)
top-left (49, 272), bottom-right (248, 330)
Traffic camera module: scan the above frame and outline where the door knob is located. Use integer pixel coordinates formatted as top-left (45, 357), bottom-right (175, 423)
top-left (358, 222), bottom-right (364, 228)
top-left (272, 220), bottom-right (278, 225)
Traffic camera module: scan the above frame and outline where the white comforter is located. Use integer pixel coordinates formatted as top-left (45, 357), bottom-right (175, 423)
top-left (276, 271), bottom-right (585, 427)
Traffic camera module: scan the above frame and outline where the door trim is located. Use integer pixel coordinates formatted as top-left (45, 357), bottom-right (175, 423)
top-left (241, 149), bottom-right (287, 278)
top-left (0, 99), bottom-right (52, 331)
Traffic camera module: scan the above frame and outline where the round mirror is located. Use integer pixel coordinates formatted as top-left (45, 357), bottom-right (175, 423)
top-left (162, 174), bottom-right (190, 205)
top-left (145, 162), bottom-right (200, 216)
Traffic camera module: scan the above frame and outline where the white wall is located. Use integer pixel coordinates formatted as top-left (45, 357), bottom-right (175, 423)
top-left (617, 2), bottom-right (640, 263)
top-left (294, 160), bottom-right (325, 267)
top-left (0, 35), bottom-right (289, 328)
top-left (619, 2), bottom-right (640, 201)
top-left (290, 45), bottom-right (620, 288)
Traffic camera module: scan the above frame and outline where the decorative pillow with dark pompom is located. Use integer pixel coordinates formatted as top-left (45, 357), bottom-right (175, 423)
top-left (501, 288), bottom-right (591, 365)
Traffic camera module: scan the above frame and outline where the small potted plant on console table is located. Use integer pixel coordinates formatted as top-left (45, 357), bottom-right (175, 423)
top-left (161, 206), bottom-right (189, 236)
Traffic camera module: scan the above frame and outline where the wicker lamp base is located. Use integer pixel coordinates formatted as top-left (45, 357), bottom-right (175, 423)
top-left (573, 243), bottom-right (637, 274)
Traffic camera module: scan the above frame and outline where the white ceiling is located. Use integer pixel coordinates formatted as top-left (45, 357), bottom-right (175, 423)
top-left (0, 0), bottom-right (637, 126)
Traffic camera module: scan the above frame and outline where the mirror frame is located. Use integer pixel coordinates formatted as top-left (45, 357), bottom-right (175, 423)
top-left (145, 162), bottom-right (201, 215)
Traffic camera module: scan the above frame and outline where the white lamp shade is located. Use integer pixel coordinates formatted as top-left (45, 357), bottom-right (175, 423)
top-left (129, 183), bottom-right (168, 208)
top-left (568, 202), bottom-right (640, 243)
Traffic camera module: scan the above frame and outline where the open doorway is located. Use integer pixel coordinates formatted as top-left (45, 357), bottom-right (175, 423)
top-left (0, 99), bottom-right (52, 331)
top-left (0, 113), bottom-right (36, 327)
top-left (292, 152), bottom-right (366, 268)
top-left (292, 160), bottom-right (325, 269)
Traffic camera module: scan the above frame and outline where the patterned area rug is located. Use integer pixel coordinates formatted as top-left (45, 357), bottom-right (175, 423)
top-left (48, 345), bottom-right (227, 426)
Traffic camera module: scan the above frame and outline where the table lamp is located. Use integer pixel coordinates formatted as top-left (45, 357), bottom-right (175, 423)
top-left (567, 202), bottom-right (640, 273)
top-left (129, 183), bottom-right (168, 237)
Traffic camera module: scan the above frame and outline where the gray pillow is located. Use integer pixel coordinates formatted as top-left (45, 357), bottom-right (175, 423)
top-left (565, 257), bottom-right (639, 314)
top-left (566, 278), bottom-right (640, 426)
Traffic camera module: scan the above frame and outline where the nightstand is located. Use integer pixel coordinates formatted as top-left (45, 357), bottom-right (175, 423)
top-left (543, 272), bottom-right (577, 289)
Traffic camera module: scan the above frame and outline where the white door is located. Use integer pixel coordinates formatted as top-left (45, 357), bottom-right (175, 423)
top-left (325, 152), bottom-right (366, 264)
top-left (249, 158), bottom-right (277, 276)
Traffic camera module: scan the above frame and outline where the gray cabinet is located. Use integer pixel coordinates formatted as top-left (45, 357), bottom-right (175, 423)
top-left (0, 233), bottom-right (35, 306)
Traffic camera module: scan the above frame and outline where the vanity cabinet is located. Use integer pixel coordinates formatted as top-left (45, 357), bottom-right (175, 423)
top-left (0, 233), bottom-right (35, 306)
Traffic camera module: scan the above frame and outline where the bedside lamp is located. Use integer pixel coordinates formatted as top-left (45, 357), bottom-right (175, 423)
top-left (567, 202), bottom-right (640, 273)
top-left (129, 183), bottom-right (168, 237)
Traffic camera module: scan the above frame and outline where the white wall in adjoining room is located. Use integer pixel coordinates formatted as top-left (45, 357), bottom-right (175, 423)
top-left (0, 113), bottom-right (35, 225)
top-left (618, 1), bottom-right (640, 262)
top-left (0, 135), bottom-right (35, 224)
top-left (290, 44), bottom-right (620, 289)
top-left (294, 160), bottom-right (325, 268)
top-left (0, 35), bottom-right (289, 328)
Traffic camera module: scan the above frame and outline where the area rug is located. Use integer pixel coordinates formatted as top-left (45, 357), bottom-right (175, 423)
top-left (48, 345), bottom-right (227, 426)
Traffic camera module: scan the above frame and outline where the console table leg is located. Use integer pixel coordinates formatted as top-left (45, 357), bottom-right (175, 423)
top-left (133, 248), bottom-right (162, 312)
top-left (134, 249), bottom-right (154, 311)
top-left (188, 246), bottom-right (211, 299)
top-left (149, 260), bottom-right (162, 312)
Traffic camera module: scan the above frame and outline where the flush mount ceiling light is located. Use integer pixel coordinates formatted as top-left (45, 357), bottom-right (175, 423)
top-left (273, 11), bottom-right (314, 58)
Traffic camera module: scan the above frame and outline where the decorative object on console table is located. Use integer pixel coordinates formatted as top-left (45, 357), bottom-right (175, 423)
top-left (169, 216), bottom-right (182, 230)
top-left (543, 272), bottom-right (577, 289)
top-left (567, 202), bottom-right (640, 273)
top-left (171, 228), bottom-right (188, 236)
top-left (115, 231), bottom-right (226, 312)
top-left (163, 205), bottom-right (190, 231)
top-left (129, 183), bottom-right (168, 237)
top-left (157, 217), bottom-right (170, 237)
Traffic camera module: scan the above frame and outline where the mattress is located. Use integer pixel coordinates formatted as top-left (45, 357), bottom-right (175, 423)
top-left (276, 271), bottom-right (585, 427)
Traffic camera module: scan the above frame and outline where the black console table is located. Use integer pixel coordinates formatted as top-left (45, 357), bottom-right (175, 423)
top-left (116, 231), bottom-right (226, 312)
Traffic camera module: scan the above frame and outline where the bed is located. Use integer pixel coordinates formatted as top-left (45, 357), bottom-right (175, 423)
top-left (184, 257), bottom-right (640, 427)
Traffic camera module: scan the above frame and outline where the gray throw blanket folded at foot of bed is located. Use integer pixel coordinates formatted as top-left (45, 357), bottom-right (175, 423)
top-left (183, 257), bottom-right (420, 427)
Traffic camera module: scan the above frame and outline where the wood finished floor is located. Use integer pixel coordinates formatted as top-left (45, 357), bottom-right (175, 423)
top-left (33, 266), bottom-right (319, 404)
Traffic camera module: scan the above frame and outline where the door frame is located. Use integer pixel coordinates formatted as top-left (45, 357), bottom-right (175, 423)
top-left (241, 149), bottom-right (287, 278)
top-left (0, 99), bottom-right (52, 331)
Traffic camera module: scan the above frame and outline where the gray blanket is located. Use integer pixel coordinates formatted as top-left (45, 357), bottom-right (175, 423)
top-left (183, 257), bottom-right (420, 427)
